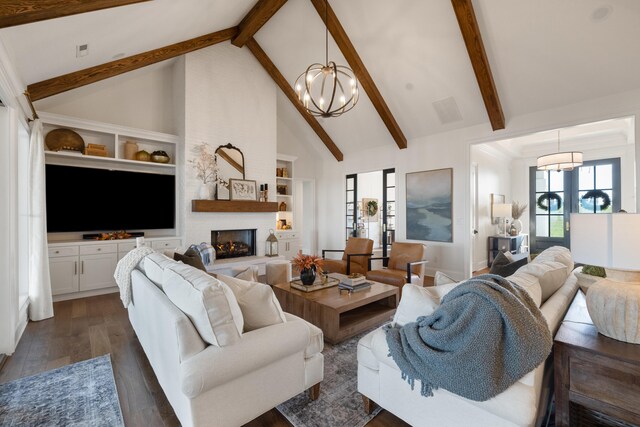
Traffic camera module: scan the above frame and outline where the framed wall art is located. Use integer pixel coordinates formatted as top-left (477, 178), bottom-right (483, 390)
top-left (490, 193), bottom-right (505, 225)
top-left (406, 168), bottom-right (453, 243)
top-left (229, 179), bottom-right (258, 201)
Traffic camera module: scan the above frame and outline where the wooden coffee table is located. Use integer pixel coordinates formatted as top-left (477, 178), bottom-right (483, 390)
top-left (273, 276), bottom-right (398, 344)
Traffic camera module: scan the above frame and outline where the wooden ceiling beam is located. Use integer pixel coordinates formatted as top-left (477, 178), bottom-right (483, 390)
top-left (451, 0), bottom-right (505, 130)
top-left (27, 27), bottom-right (238, 101)
top-left (245, 37), bottom-right (343, 161)
top-left (309, 0), bottom-right (407, 150)
top-left (231, 0), bottom-right (288, 47)
top-left (0, 0), bottom-right (151, 29)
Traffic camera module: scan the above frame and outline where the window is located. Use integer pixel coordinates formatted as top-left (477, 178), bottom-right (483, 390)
top-left (577, 160), bottom-right (618, 213)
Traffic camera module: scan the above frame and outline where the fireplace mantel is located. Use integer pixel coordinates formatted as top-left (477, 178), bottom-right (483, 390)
top-left (192, 200), bottom-right (278, 213)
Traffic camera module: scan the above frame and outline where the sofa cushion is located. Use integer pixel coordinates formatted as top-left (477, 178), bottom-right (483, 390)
top-left (490, 251), bottom-right (528, 277)
top-left (217, 274), bottom-right (286, 332)
top-left (508, 272), bottom-right (542, 307)
top-left (144, 252), bottom-right (177, 290)
top-left (517, 260), bottom-right (568, 303)
top-left (532, 246), bottom-right (574, 275)
top-left (392, 282), bottom-right (461, 326)
top-left (163, 264), bottom-right (243, 347)
top-left (174, 247), bottom-right (206, 271)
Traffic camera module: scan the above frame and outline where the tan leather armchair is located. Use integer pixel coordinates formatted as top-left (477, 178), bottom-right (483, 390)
top-left (366, 242), bottom-right (427, 298)
top-left (322, 237), bottom-right (373, 276)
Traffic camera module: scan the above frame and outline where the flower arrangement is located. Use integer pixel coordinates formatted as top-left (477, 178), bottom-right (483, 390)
top-left (188, 142), bottom-right (227, 187)
top-left (511, 201), bottom-right (528, 219)
top-left (291, 251), bottom-right (324, 273)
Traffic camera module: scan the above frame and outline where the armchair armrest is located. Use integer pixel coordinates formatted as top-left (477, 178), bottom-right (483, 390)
top-left (406, 260), bottom-right (429, 283)
top-left (346, 252), bottom-right (374, 275)
top-left (180, 318), bottom-right (310, 398)
top-left (322, 249), bottom-right (345, 259)
top-left (367, 256), bottom-right (388, 271)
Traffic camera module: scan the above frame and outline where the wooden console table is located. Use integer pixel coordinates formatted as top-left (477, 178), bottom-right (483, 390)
top-left (554, 291), bottom-right (640, 426)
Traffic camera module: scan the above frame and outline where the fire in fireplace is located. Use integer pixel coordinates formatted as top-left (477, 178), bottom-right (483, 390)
top-left (211, 229), bottom-right (256, 259)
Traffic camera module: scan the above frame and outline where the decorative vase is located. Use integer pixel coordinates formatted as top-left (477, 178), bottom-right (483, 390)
top-left (586, 279), bottom-right (640, 344)
top-left (512, 219), bottom-right (523, 234)
top-left (300, 267), bottom-right (316, 286)
top-left (124, 141), bottom-right (138, 160)
top-left (197, 182), bottom-right (214, 200)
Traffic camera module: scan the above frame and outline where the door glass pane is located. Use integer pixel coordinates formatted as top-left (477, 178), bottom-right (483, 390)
top-left (596, 190), bottom-right (614, 213)
top-left (536, 216), bottom-right (549, 237)
top-left (387, 173), bottom-right (395, 187)
top-left (578, 191), bottom-right (591, 213)
top-left (578, 166), bottom-right (594, 190)
top-left (535, 171), bottom-right (549, 192)
top-left (386, 188), bottom-right (395, 201)
top-left (550, 216), bottom-right (564, 238)
top-left (346, 191), bottom-right (354, 203)
top-left (549, 191), bottom-right (563, 213)
top-left (535, 193), bottom-right (547, 214)
top-left (346, 179), bottom-right (354, 191)
top-left (549, 171), bottom-right (563, 192)
top-left (596, 164), bottom-right (613, 189)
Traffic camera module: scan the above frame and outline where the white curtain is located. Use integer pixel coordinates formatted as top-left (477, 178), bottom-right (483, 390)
top-left (28, 119), bottom-right (53, 321)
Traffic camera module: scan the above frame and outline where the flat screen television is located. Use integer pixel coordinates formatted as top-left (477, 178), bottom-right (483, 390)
top-left (46, 164), bottom-right (175, 232)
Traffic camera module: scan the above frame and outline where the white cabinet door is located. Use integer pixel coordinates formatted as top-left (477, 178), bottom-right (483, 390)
top-left (280, 238), bottom-right (301, 260)
top-left (79, 253), bottom-right (118, 291)
top-left (50, 256), bottom-right (79, 295)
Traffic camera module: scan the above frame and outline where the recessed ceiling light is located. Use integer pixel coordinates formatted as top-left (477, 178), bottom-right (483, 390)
top-left (591, 5), bottom-right (613, 22)
top-left (112, 52), bottom-right (126, 60)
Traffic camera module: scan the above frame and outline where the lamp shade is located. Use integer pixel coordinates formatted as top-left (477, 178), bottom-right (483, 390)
top-left (570, 213), bottom-right (640, 271)
top-left (493, 203), bottom-right (512, 218)
top-left (537, 151), bottom-right (583, 171)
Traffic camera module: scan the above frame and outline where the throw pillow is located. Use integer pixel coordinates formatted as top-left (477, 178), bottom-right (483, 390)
top-left (234, 266), bottom-right (259, 282)
top-left (517, 260), bottom-right (568, 303)
top-left (508, 271), bottom-right (542, 307)
top-left (490, 251), bottom-right (528, 277)
top-left (174, 247), bottom-right (206, 271)
top-left (392, 282), bottom-right (461, 326)
top-left (531, 246), bottom-right (574, 275)
top-left (143, 252), bottom-right (177, 290)
top-left (217, 274), bottom-right (287, 332)
top-left (163, 263), bottom-right (244, 347)
top-left (434, 271), bottom-right (457, 286)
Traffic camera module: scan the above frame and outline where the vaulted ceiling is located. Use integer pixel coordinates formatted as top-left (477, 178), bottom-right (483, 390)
top-left (2, 0), bottom-right (640, 157)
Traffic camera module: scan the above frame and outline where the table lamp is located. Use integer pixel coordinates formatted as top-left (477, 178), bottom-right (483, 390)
top-left (493, 203), bottom-right (512, 237)
top-left (570, 213), bottom-right (640, 344)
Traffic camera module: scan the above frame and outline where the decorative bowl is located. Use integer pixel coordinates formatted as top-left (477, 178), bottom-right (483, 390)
top-left (45, 128), bottom-right (85, 152)
top-left (151, 151), bottom-right (170, 163)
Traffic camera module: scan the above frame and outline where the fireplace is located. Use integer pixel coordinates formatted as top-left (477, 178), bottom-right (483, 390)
top-left (211, 229), bottom-right (257, 259)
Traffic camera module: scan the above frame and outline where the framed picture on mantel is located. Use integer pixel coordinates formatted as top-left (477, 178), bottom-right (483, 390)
top-left (229, 179), bottom-right (257, 201)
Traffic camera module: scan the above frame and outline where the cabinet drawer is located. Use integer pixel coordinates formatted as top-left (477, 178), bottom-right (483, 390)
top-left (151, 239), bottom-right (182, 249)
top-left (118, 242), bottom-right (137, 253)
top-left (49, 246), bottom-right (79, 258)
top-left (80, 244), bottom-right (117, 255)
top-left (276, 232), bottom-right (298, 240)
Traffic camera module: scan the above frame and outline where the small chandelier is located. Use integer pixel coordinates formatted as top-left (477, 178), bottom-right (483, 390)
top-left (537, 130), bottom-right (583, 171)
top-left (294, 0), bottom-right (359, 118)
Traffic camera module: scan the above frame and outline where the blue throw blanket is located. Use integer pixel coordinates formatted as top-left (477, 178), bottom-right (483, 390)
top-left (385, 274), bottom-right (552, 402)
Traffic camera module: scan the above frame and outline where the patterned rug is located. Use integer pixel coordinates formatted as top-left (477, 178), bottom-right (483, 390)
top-left (0, 354), bottom-right (124, 426)
top-left (277, 330), bottom-right (382, 427)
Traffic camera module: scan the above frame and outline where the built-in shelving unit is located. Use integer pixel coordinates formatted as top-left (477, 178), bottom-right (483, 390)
top-left (40, 112), bottom-right (179, 173)
top-left (276, 155), bottom-right (296, 230)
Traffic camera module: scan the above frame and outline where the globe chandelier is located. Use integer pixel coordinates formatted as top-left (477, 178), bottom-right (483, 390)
top-left (294, 0), bottom-right (359, 118)
top-left (537, 130), bottom-right (583, 172)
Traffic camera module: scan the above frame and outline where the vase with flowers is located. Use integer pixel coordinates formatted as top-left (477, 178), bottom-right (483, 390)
top-left (188, 142), bottom-right (227, 199)
top-left (511, 201), bottom-right (528, 235)
top-left (292, 251), bottom-right (324, 286)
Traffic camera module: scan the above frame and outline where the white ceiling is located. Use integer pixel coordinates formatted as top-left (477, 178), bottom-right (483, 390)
top-left (2, 0), bottom-right (640, 155)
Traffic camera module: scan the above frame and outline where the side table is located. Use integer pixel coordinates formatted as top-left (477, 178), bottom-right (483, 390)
top-left (554, 291), bottom-right (640, 426)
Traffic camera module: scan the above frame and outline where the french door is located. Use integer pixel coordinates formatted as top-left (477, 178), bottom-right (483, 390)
top-left (381, 168), bottom-right (396, 261)
top-left (529, 158), bottom-right (621, 253)
top-left (346, 174), bottom-right (358, 240)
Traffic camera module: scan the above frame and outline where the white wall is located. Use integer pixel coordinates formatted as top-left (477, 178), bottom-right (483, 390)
top-left (183, 43), bottom-right (277, 250)
top-left (470, 145), bottom-right (512, 271)
top-left (34, 61), bottom-right (177, 134)
top-left (314, 88), bottom-right (640, 280)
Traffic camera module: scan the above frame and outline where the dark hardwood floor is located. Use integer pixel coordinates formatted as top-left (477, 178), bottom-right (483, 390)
top-left (0, 293), bottom-right (409, 427)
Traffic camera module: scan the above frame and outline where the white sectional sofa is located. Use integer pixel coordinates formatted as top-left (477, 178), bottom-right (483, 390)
top-left (357, 246), bottom-right (578, 427)
top-left (127, 253), bottom-right (324, 427)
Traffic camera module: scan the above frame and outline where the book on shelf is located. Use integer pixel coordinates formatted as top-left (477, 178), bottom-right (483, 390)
top-left (341, 275), bottom-right (367, 286)
top-left (338, 281), bottom-right (371, 293)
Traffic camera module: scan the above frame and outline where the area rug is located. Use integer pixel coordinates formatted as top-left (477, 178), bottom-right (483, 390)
top-left (277, 330), bottom-right (382, 427)
top-left (0, 354), bottom-right (124, 426)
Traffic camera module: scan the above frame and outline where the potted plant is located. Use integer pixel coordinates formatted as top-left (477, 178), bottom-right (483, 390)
top-left (575, 264), bottom-right (606, 293)
top-left (292, 251), bottom-right (324, 286)
top-left (188, 142), bottom-right (226, 199)
top-left (511, 201), bottom-right (528, 234)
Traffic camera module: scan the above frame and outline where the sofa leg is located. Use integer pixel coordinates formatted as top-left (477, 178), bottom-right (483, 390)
top-left (309, 383), bottom-right (320, 400)
top-left (362, 395), bottom-right (377, 414)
